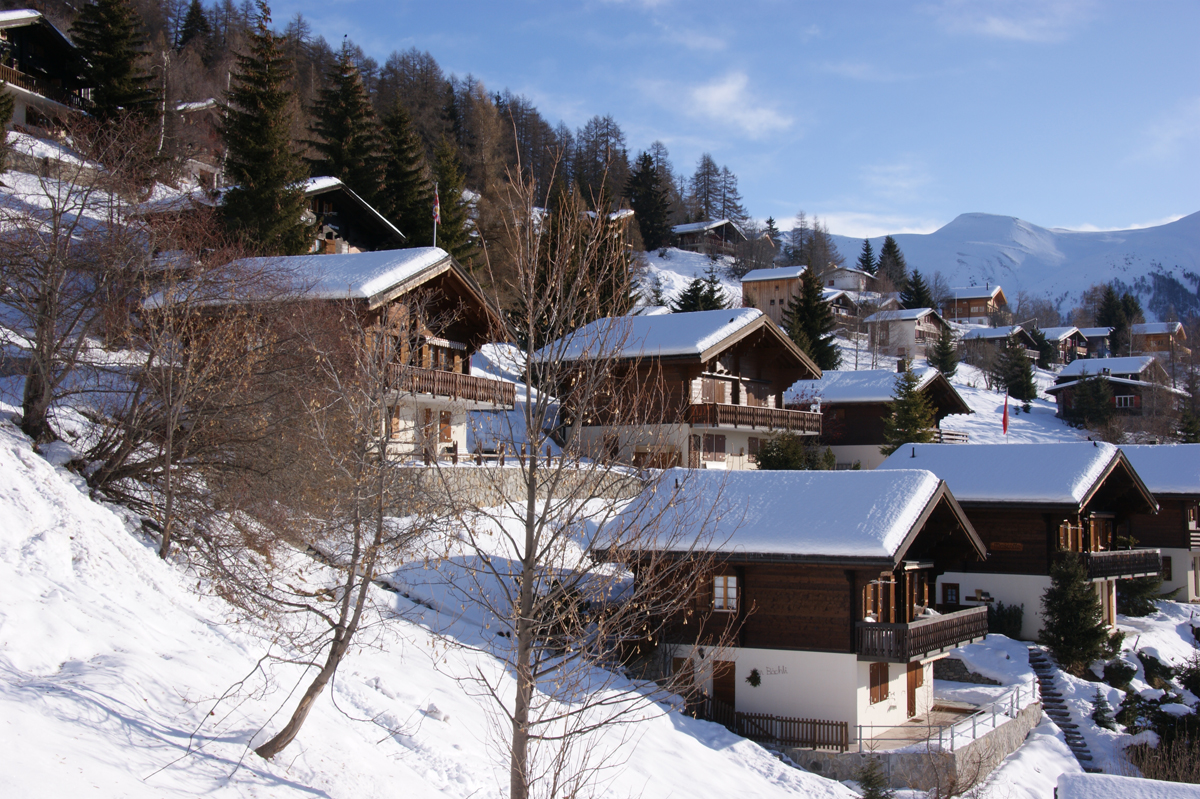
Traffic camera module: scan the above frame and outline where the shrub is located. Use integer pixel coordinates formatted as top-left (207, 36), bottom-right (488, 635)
top-left (854, 757), bottom-right (894, 799)
top-left (1140, 651), bottom-right (1177, 690)
top-left (1178, 653), bottom-right (1200, 697)
top-left (1104, 659), bottom-right (1138, 690)
top-left (1126, 736), bottom-right (1200, 784)
top-left (1091, 688), bottom-right (1118, 730)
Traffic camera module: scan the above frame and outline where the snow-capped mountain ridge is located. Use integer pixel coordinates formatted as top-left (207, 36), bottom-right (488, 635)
top-left (828, 211), bottom-right (1200, 320)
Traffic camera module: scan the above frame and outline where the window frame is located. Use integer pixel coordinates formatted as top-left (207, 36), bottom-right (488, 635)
top-left (713, 574), bottom-right (738, 613)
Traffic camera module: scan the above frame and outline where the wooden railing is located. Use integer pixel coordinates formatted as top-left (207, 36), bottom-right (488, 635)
top-left (693, 696), bottom-right (849, 752)
top-left (856, 606), bottom-right (988, 663)
top-left (1086, 548), bottom-right (1162, 581)
top-left (687, 402), bottom-right (821, 434)
top-left (930, 428), bottom-right (969, 444)
top-left (387, 364), bottom-right (516, 407)
top-left (0, 63), bottom-right (87, 110)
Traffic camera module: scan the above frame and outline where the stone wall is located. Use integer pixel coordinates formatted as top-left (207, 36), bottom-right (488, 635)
top-left (397, 464), bottom-right (645, 510)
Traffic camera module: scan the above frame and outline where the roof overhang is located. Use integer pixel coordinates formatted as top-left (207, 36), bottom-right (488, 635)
top-left (889, 481), bottom-right (987, 567)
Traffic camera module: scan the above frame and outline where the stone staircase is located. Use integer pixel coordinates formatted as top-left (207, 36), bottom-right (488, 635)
top-left (1027, 647), bottom-right (1102, 773)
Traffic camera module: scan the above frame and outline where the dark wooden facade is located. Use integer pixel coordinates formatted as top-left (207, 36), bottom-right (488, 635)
top-left (808, 371), bottom-right (972, 449)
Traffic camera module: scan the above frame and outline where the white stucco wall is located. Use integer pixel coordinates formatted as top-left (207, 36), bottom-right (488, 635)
top-left (1157, 547), bottom-right (1198, 602)
top-left (856, 659), bottom-right (935, 738)
top-left (828, 444), bottom-right (886, 471)
top-left (387, 401), bottom-right (469, 459)
top-left (938, 572), bottom-right (1052, 641)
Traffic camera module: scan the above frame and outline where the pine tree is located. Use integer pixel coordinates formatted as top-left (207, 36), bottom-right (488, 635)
top-left (177, 0), bottom-right (214, 58)
top-left (220, 1), bottom-right (311, 256)
top-left (928, 326), bottom-right (958, 378)
top-left (431, 136), bottom-right (476, 263)
top-left (856, 238), bottom-right (877, 275)
top-left (876, 236), bottom-right (908, 294)
top-left (854, 757), bottom-right (895, 799)
top-left (626, 151), bottom-right (671, 250)
top-left (378, 103), bottom-right (435, 247)
top-left (783, 265), bottom-right (841, 370)
top-left (0, 84), bottom-right (13, 173)
top-left (1091, 688), bottom-right (1117, 731)
top-left (900, 269), bottom-right (934, 309)
top-left (1180, 410), bottom-right (1200, 443)
top-left (756, 431), bottom-right (829, 470)
top-left (1040, 552), bottom-right (1117, 675)
top-left (308, 44), bottom-right (387, 206)
top-left (72, 0), bottom-right (159, 121)
top-left (671, 265), bottom-right (728, 312)
top-left (881, 362), bottom-right (937, 456)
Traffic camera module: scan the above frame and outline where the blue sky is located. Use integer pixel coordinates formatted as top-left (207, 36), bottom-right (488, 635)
top-left (274, 0), bottom-right (1199, 237)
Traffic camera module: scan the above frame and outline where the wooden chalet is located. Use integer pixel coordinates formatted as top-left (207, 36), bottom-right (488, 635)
top-left (672, 219), bottom-right (748, 256)
top-left (1122, 445), bottom-right (1200, 603)
top-left (605, 469), bottom-right (988, 748)
top-left (863, 308), bottom-right (950, 360)
top-left (740, 266), bottom-right (804, 327)
top-left (1038, 326), bottom-right (1088, 364)
top-left (174, 99), bottom-right (224, 190)
top-left (790, 364), bottom-right (973, 470)
top-left (169, 248), bottom-right (514, 460)
top-left (1077, 327), bottom-right (1113, 358)
top-left (824, 265), bottom-right (876, 292)
top-left (960, 325), bottom-right (1039, 363)
top-left (538, 308), bottom-right (821, 469)
top-left (879, 443), bottom-right (1161, 640)
top-left (0, 10), bottom-right (88, 129)
top-left (942, 285), bottom-right (1007, 324)
top-left (1046, 356), bottom-right (1189, 420)
top-left (1131, 322), bottom-right (1190, 360)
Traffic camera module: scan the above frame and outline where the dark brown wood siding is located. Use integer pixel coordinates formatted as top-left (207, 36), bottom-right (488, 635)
top-left (1127, 500), bottom-right (1190, 550)
top-left (739, 564), bottom-right (856, 652)
top-left (957, 510), bottom-right (1056, 575)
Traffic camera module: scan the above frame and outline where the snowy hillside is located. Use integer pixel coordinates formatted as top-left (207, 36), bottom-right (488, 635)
top-left (0, 418), bottom-right (852, 799)
top-left (827, 212), bottom-right (1200, 321)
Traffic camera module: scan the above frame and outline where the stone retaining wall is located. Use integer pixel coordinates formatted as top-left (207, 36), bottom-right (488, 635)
top-left (397, 465), bottom-right (645, 510)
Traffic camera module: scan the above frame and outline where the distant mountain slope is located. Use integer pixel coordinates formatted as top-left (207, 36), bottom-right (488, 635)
top-left (828, 211), bottom-right (1200, 321)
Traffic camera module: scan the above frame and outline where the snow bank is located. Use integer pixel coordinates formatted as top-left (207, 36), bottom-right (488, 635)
top-left (1058, 772), bottom-right (1200, 799)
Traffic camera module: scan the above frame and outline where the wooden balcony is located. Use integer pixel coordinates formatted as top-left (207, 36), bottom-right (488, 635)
top-left (930, 428), bottom-right (969, 444)
top-left (388, 364), bottom-right (515, 408)
top-left (1086, 549), bottom-right (1162, 581)
top-left (0, 64), bottom-right (87, 110)
top-left (856, 606), bottom-right (988, 663)
top-left (687, 402), bottom-right (821, 434)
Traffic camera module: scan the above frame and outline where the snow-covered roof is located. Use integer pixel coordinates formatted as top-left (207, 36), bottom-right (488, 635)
top-left (1038, 326), bottom-right (1082, 341)
top-left (610, 469), bottom-right (962, 561)
top-left (0, 9), bottom-right (42, 27)
top-left (961, 325), bottom-right (1024, 341)
top-left (948, 285), bottom-right (1002, 300)
top-left (542, 308), bottom-right (766, 362)
top-left (1045, 376), bottom-right (1190, 398)
top-left (829, 265), bottom-right (875, 278)
top-left (792, 367), bottom-right (940, 404)
top-left (878, 442), bottom-right (1136, 507)
top-left (1057, 773), bottom-right (1200, 799)
top-left (176, 99), bottom-right (217, 112)
top-left (1059, 356), bottom-right (1156, 378)
top-left (1119, 445), bottom-right (1200, 496)
top-left (1132, 321), bottom-right (1184, 336)
top-left (630, 305), bottom-right (671, 316)
top-left (741, 265), bottom-right (805, 283)
top-left (863, 307), bottom-right (941, 323)
top-left (1077, 327), bottom-right (1112, 338)
top-left (673, 218), bottom-right (741, 235)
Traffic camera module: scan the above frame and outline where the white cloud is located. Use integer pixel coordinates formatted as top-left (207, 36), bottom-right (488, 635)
top-left (816, 212), bottom-right (946, 239)
top-left (684, 72), bottom-right (792, 138)
top-left (859, 159), bottom-right (933, 203)
top-left (653, 21), bottom-right (728, 52)
top-left (818, 60), bottom-right (909, 83)
top-left (1052, 214), bottom-right (1187, 233)
top-left (928, 0), bottom-right (1096, 43)
top-left (1129, 96), bottom-right (1200, 163)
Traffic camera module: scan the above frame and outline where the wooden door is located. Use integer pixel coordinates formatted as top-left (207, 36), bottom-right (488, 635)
top-left (907, 661), bottom-right (923, 718)
top-left (712, 661), bottom-right (736, 709)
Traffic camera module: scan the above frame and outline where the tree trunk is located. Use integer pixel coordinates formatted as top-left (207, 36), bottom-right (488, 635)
top-left (510, 455), bottom-right (538, 799)
top-left (254, 635), bottom-right (348, 759)
top-left (20, 363), bottom-right (56, 444)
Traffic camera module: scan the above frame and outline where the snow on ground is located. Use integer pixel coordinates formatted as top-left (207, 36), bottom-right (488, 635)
top-left (1119, 601), bottom-right (1200, 675)
top-left (0, 418), bottom-right (852, 798)
top-left (1058, 772), bottom-right (1200, 798)
top-left (639, 247), bottom-right (741, 305)
top-left (971, 718), bottom-right (1085, 799)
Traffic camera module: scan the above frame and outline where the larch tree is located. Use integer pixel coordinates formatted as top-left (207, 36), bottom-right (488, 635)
top-left (308, 42), bottom-right (388, 206)
top-left (783, 265), bottom-right (841, 370)
top-left (687, 152), bottom-right (721, 221)
top-left (880, 362), bottom-right (937, 456)
top-left (71, 0), bottom-right (160, 121)
top-left (220, 1), bottom-right (311, 256)
top-left (876, 236), bottom-right (908, 295)
top-left (379, 102), bottom-right (435, 247)
top-left (626, 151), bottom-right (671, 250)
top-left (856, 238), bottom-right (877, 275)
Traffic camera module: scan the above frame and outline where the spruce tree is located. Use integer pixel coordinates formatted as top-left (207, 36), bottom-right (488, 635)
top-left (763, 217), bottom-right (782, 249)
top-left (1068, 376), bottom-right (1115, 429)
top-left (626, 151), bottom-right (671, 251)
top-left (1040, 552), bottom-right (1116, 675)
top-left (856, 238), bottom-right (877, 275)
top-left (431, 136), bottom-right (476, 263)
top-left (928, 326), bottom-right (958, 378)
top-left (0, 84), bottom-right (13, 174)
top-left (1091, 688), bottom-right (1117, 731)
top-left (1097, 284), bottom-right (1129, 356)
top-left (900, 269), bottom-right (934, 309)
top-left (855, 757), bottom-right (895, 799)
top-left (881, 362), bottom-right (937, 456)
top-left (1029, 328), bottom-right (1057, 369)
top-left (220, 1), bottom-right (311, 256)
top-left (308, 44), bottom-right (387, 206)
top-left (71, 0), bottom-right (159, 121)
top-left (177, 0), bottom-right (214, 59)
top-left (378, 103), bottom-right (434, 247)
top-left (783, 265), bottom-right (840, 370)
top-left (671, 266), bottom-right (728, 312)
top-left (996, 335), bottom-right (1037, 404)
top-left (876, 236), bottom-right (908, 294)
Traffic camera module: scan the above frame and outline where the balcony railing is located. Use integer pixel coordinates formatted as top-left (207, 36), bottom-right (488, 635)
top-left (1086, 548), bottom-right (1162, 581)
top-left (930, 428), bottom-right (969, 444)
top-left (388, 364), bottom-right (516, 407)
top-left (687, 402), bottom-right (821, 434)
top-left (0, 64), bottom-right (88, 110)
top-left (856, 606), bottom-right (988, 663)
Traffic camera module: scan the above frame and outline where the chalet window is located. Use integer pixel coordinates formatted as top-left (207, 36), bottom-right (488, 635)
top-left (439, 410), bottom-right (452, 443)
top-left (1162, 556), bottom-right (1173, 583)
top-left (769, 299), bottom-right (775, 306)
top-left (1115, 395), bottom-right (1136, 409)
top-left (713, 575), bottom-right (737, 612)
top-left (942, 583), bottom-right (959, 606)
top-left (869, 662), bottom-right (889, 704)
top-left (703, 434), bottom-right (726, 462)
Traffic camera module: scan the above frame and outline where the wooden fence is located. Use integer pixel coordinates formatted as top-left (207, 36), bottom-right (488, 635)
top-left (694, 696), bottom-right (849, 752)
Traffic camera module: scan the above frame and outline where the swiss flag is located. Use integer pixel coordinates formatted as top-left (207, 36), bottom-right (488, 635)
top-left (1002, 392), bottom-right (1009, 436)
